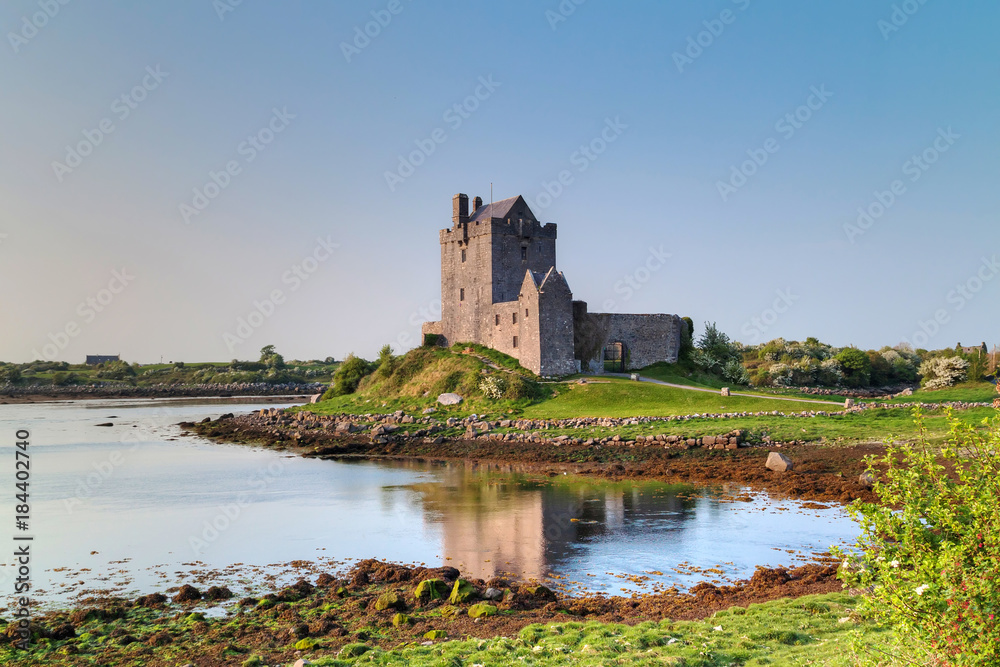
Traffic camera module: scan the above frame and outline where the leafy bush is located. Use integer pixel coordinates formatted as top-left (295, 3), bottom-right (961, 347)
top-left (0, 364), bottom-right (22, 384)
top-left (722, 359), bottom-right (750, 385)
top-left (919, 356), bottom-right (969, 390)
top-left (327, 354), bottom-right (377, 397)
top-left (835, 348), bottom-right (871, 387)
top-left (479, 375), bottom-right (507, 400)
top-left (96, 361), bottom-right (136, 381)
top-left (422, 333), bottom-right (442, 347)
top-left (836, 410), bottom-right (1000, 665)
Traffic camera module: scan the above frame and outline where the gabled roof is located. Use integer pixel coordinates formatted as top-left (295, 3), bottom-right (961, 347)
top-left (468, 195), bottom-right (535, 222)
top-left (521, 267), bottom-right (571, 294)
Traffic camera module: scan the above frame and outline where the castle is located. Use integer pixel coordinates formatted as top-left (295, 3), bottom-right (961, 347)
top-left (422, 193), bottom-right (683, 376)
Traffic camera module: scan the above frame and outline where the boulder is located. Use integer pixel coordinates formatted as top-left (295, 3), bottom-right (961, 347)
top-left (765, 452), bottom-right (794, 473)
top-left (413, 579), bottom-right (449, 602)
top-left (391, 613), bottom-right (412, 627)
top-left (844, 398), bottom-right (855, 409)
top-left (309, 394), bottom-right (322, 404)
top-left (423, 629), bottom-right (447, 640)
top-left (373, 591), bottom-right (405, 611)
top-left (294, 660), bottom-right (313, 667)
top-left (467, 603), bottom-right (498, 619)
top-left (859, 471), bottom-right (876, 489)
top-left (525, 585), bottom-right (557, 601)
top-left (448, 579), bottom-right (477, 604)
top-left (438, 393), bottom-right (463, 406)
top-left (483, 587), bottom-right (503, 601)
top-left (422, 407), bottom-right (436, 414)
top-left (172, 585), bottom-right (202, 603)
top-left (720, 387), bottom-right (731, 397)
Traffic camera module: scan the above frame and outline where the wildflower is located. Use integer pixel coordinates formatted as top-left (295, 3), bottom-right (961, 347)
top-left (915, 584), bottom-right (929, 596)
top-left (890, 559), bottom-right (900, 568)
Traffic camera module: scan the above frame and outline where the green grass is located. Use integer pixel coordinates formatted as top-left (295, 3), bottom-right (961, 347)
top-left (860, 381), bottom-right (997, 404)
top-left (520, 378), bottom-right (840, 419)
top-left (300, 593), bottom-right (883, 667)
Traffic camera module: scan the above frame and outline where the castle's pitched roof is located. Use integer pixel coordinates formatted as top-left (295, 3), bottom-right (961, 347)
top-left (469, 195), bottom-right (534, 222)
top-left (522, 267), bottom-right (572, 295)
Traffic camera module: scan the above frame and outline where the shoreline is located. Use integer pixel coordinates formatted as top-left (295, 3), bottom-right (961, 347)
top-left (8, 556), bottom-right (845, 666)
top-left (0, 387), bottom-right (320, 405)
top-left (188, 411), bottom-right (881, 504)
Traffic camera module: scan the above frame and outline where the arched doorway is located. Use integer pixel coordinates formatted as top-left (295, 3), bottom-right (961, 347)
top-left (603, 341), bottom-right (626, 373)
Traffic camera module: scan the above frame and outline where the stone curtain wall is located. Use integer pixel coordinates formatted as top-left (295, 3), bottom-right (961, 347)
top-left (574, 306), bottom-right (681, 372)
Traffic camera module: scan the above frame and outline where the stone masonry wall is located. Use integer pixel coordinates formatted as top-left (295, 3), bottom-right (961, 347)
top-left (574, 306), bottom-right (681, 372)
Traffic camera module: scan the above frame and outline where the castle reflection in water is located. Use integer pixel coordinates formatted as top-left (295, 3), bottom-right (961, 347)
top-left (380, 460), bottom-right (706, 582)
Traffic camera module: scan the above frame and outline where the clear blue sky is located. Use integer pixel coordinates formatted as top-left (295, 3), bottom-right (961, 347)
top-left (1, 0), bottom-right (997, 363)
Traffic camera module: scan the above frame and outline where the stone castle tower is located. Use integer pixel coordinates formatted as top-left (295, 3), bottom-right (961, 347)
top-left (423, 193), bottom-right (682, 376)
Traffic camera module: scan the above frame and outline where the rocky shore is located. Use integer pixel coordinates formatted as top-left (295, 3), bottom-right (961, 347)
top-left (7, 557), bottom-right (843, 666)
top-left (188, 410), bottom-right (883, 504)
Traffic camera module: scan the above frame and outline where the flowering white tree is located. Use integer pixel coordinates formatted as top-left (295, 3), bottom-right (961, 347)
top-left (918, 356), bottom-right (969, 390)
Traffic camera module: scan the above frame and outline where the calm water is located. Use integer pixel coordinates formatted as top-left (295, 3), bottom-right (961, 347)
top-left (0, 398), bottom-right (857, 609)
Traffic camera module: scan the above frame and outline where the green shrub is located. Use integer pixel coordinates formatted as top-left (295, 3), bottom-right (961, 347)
top-left (329, 354), bottom-right (377, 396)
top-left (835, 409), bottom-right (1000, 665)
top-left (423, 333), bottom-right (442, 347)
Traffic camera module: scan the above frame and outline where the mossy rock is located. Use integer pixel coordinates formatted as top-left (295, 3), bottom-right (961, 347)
top-left (335, 586), bottom-right (350, 598)
top-left (392, 613), bottom-right (413, 627)
top-left (448, 579), bottom-right (478, 604)
top-left (339, 643), bottom-right (372, 658)
top-left (294, 637), bottom-right (318, 651)
top-left (467, 603), bottom-right (498, 619)
top-left (413, 578), bottom-right (450, 602)
top-left (242, 657), bottom-right (264, 667)
top-left (525, 585), bottom-right (556, 601)
top-left (439, 605), bottom-right (460, 618)
top-left (256, 598), bottom-right (276, 609)
top-left (185, 612), bottom-right (206, 623)
top-left (423, 629), bottom-right (447, 640)
top-left (374, 591), bottom-right (406, 612)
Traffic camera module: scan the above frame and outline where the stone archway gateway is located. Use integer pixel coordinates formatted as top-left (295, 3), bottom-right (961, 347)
top-left (603, 341), bottom-right (626, 373)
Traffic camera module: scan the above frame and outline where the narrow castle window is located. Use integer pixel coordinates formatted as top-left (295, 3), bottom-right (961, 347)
top-left (512, 312), bottom-right (517, 325)
top-left (461, 249), bottom-right (466, 262)
top-left (521, 246), bottom-right (527, 261)
top-left (513, 336), bottom-right (519, 348)
top-left (525, 308), bottom-right (529, 318)
top-left (495, 314), bottom-right (500, 326)
top-left (460, 288), bottom-right (465, 301)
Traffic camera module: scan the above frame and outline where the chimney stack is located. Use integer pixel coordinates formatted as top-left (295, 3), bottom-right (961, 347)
top-left (471, 196), bottom-right (483, 214)
top-left (452, 193), bottom-right (469, 224)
